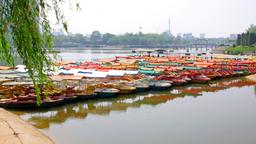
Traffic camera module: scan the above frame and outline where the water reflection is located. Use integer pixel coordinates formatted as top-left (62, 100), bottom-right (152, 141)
top-left (10, 78), bottom-right (256, 129)
top-left (254, 86), bottom-right (256, 96)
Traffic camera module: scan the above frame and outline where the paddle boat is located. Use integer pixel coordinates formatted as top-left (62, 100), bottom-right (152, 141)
top-left (0, 98), bottom-right (64, 108)
top-left (133, 82), bottom-right (149, 92)
top-left (94, 88), bottom-right (120, 98)
top-left (117, 85), bottom-right (136, 94)
top-left (155, 75), bottom-right (186, 86)
top-left (149, 81), bottom-right (172, 91)
top-left (189, 74), bottom-right (211, 84)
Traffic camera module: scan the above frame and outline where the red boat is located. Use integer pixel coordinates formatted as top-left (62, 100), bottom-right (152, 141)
top-left (155, 75), bottom-right (187, 86)
top-left (189, 74), bottom-right (210, 84)
top-left (0, 98), bottom-right (64, 108)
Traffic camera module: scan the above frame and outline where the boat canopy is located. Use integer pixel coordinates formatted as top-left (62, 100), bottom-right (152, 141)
top-left (123, 70), bottom-right (139, 75)
top-left (77, 71), bottom-right (108, 78)
top-left (55, 61), bottom-right (76, 66)
top-left (50, 75), bottom-right (85, 81)
top-left (58, 69), bottom-right (82, 75)
top-left (78, 69), bottom-right (96, 73)
top-left (118, 59), bottom-right (137, 65)
top-left (97, 58), bottom-right (116, 63)
top-left (107, 70), bottom-right (125, 76)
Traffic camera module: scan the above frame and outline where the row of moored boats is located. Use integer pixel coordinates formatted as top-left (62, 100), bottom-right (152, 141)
top-left (1, 55), bottom-right (256, 108)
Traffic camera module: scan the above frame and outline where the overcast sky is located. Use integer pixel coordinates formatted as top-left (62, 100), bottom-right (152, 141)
top-left (60, 0), bottom-right (256, 38)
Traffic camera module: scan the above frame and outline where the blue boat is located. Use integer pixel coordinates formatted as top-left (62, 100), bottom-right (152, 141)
top-left (134, 83), bottom-right (149, 92)
top-left (94, 88), bottom-right (120, 98)
top-left (75, 93), bottom-right (97, 100)
top-left (149, 81), bottom-right (172, 91)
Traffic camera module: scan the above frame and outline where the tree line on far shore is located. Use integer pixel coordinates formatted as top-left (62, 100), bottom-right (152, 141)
top-left (54, 30), bottom-right (235, 48)
top-left (54, 31), bottom-right (183, 48)
top-left (237, 25), bottom-right (256, 46)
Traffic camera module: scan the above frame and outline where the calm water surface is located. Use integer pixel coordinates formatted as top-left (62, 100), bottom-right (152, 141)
top-left (10, 78), bottom-right (256, 144)
top-left (57, 48), bottom-right (211, 61)
top-left (57, 49), bottom-right (128, 61)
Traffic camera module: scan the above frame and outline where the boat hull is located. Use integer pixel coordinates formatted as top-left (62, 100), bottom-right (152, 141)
top-left (135, 87), bottom-right (148, 92)
top-left (191, 79), bottom-right (209, 84)
top-left (96, 92), bottom-right (117, 98)
top-left (75, 93), bottom-right (97, 100)
top-left (64, 96), bottom-right (78, 103)
top-left (0, 99), bottom-right (64, 109)
top-left (94, 88), bottom-right (119, 98)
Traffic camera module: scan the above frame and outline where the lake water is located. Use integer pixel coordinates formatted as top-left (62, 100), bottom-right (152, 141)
top-left (8, 49), bottom-right (256, 144)
top-left (57, 49), bottom-right (129, 61)
top-left (56, 48), bottom-right (212, 61)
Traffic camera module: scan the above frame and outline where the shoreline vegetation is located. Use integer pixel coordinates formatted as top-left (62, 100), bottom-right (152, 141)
top-left (226, 45), bottom-right (256, 55)
top-left (227, 25), bottom-right (256, 55)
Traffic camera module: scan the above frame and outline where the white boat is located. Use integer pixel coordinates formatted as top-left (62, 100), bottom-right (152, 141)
top-left (107, 70), bottom-right (125, 76)
top-left (124, 70), bottom-right (139, 75)
top-left (77, 71), bottom-right (108, 78)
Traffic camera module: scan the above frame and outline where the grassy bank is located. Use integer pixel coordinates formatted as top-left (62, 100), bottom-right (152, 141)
top-left (226, 46), bottom-right (256, 54)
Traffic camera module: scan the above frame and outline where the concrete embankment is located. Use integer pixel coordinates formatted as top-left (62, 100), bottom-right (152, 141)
top-left (246, 74), bottom-right (256, 82)
top-left (0, 108), bottom-right (54, 144)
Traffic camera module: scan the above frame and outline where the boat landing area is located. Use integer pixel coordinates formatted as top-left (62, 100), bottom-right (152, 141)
top-left (0, 108), bottom-right (54, 144)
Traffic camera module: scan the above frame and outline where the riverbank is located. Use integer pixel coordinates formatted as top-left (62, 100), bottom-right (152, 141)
top-left (0, 108), bottom-right (54, 144)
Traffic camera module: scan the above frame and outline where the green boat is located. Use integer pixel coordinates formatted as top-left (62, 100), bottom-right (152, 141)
top-left (183, 66), bottom-right (202, 70)
top-left (139, 69), bottom-right (160, 75)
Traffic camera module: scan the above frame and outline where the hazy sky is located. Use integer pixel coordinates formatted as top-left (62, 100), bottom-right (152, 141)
top-left (60, 0), bottom-right (256, 38)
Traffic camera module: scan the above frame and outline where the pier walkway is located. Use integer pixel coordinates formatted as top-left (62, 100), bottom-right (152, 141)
top-left (0, 108), bottom-right (54, 144)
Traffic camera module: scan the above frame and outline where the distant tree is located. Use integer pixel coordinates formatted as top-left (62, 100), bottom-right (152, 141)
top-left (102, 33), bottom-right (116, 44)
top-left (237, 34), bottom-right (241, 45)
top-left (72, 34), bottom-right (85, 44)
top-left (236, 25), bottom-right (256, 46)
top-left (107, 37), bottom-right (120, 45)
top-left (247, 24), bottom-right (256, 33)
top-left (253, 33), bottom-right (256, 45)
top-left (241, 33), bottom-right (246, 45)
top-left (247, 32), bottom-right (251, 45)
top-left (90, 31), bottom-right (102, 44)
top-left (175, 35), bottom-right (183, 44)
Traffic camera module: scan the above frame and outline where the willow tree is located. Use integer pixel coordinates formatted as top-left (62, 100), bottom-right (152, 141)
top-left (0, 0), bottom-right (79, 103)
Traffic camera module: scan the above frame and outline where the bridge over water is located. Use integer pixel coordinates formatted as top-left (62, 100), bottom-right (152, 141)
top-left (171, 39), bottom-right (218, 50)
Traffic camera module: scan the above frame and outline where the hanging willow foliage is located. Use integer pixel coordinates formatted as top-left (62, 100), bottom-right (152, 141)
top-left (0, 0), bottom-right (79, 104)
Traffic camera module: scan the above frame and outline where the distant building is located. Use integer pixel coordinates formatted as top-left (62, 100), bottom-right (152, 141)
top-left (176, 33), bottom-right (182, 41)
top-left (168, 18), bottom-right (172, 36)
top-left (200, 33), bottom-right (206, 39)
top-left (183, 33), bottom-right (194, 40)
top-left (229, 34), bottom-right (238, 40)
top-left (177, 33), bottom-right (182, 37)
